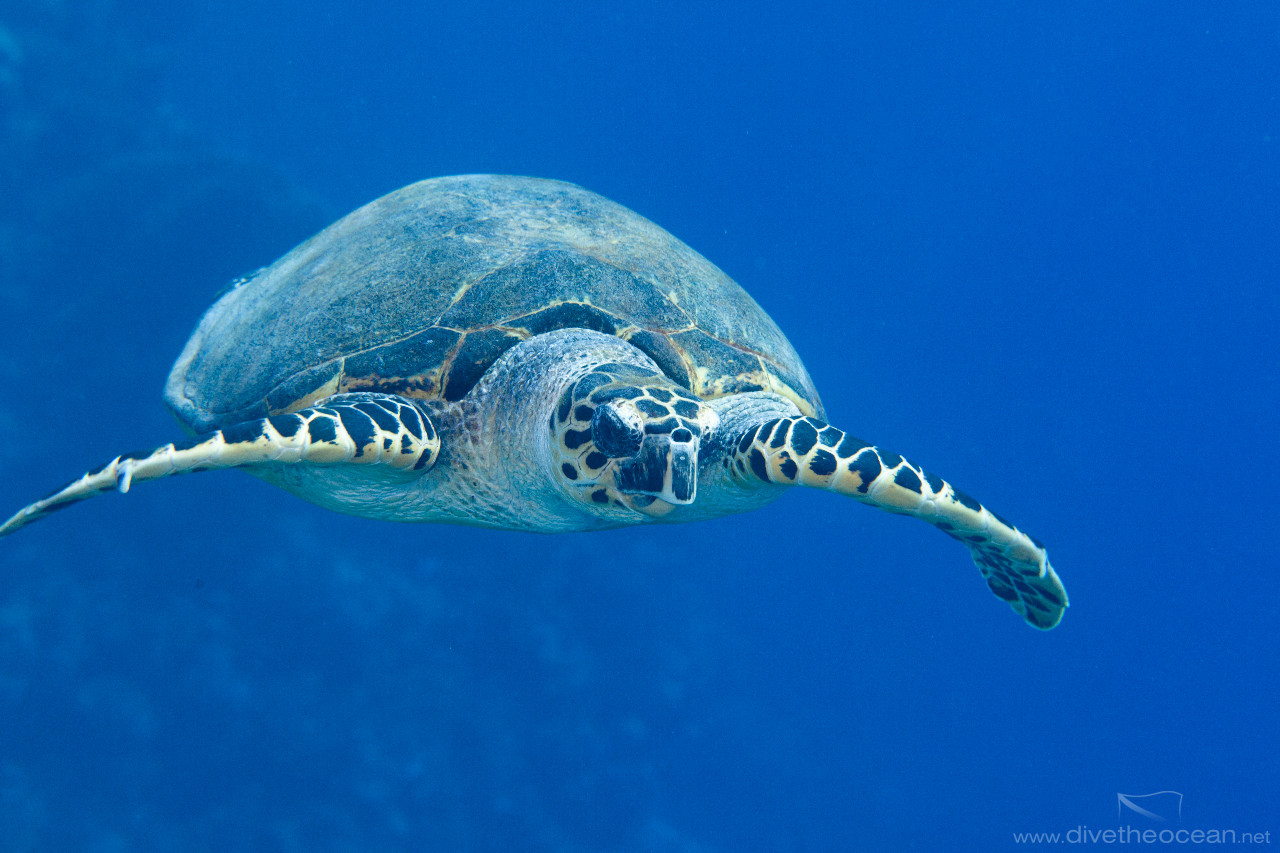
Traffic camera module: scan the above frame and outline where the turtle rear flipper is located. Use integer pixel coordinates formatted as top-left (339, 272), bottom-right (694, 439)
top-left (0, 393), bottom-right (439, 538)
top-left (730, 415), bottom-right (1068, 630)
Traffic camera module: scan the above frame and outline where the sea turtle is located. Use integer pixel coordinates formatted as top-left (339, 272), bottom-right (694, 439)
top-left (0, 174), bottom-right (1067, 628)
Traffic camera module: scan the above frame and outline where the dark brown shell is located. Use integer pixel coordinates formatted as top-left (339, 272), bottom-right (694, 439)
top-left (165, 175), bottom-right (822, 433)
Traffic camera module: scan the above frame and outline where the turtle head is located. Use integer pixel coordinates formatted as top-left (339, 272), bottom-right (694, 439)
top-left (550, 365), bottom-right (719, 517)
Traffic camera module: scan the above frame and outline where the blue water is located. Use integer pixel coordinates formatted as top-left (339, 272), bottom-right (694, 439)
top-left (1, 2), bottom-right (1276, 850)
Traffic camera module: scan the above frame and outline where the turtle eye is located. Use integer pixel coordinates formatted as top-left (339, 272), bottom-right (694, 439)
top-left (591, 403), bottom-right (643, 458)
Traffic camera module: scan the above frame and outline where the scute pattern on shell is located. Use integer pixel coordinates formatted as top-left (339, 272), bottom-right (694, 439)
top-left (165, 175), bottom-right (822, 433)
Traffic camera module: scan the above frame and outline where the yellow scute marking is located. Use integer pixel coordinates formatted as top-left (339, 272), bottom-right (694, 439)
top-left (276, 373), bottom-right (341, 415)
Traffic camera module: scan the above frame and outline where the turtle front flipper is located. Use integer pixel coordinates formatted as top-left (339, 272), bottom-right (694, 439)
top-left (0, 393), bottom-right (439, 538)
top-left (729, 416), bottom-right (1067, 630)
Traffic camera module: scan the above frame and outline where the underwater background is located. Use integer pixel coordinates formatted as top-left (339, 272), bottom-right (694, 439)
top-left (0, 1), bottom-right (1276, 850)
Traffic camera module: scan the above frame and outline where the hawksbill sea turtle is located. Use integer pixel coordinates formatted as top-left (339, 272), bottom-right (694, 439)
top-left (0, 174), bottom-right (1067, 629)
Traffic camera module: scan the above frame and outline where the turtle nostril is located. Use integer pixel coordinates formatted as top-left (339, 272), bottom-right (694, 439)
top-left (591, 404), bottom-right (643, 458)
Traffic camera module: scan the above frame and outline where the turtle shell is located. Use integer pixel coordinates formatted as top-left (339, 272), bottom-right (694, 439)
top-left (165, 175), bottom-right (823, 433)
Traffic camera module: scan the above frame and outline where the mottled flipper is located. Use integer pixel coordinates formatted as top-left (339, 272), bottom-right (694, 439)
top-left (0, 393), bottom-right (439, 538)
top-left (730, 416), bottom-right (1067, 629)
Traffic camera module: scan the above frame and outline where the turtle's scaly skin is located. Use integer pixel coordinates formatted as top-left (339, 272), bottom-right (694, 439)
top-left (0, 395), bottom-right (439, 536)
top-left (549, 361), bottom-right (719, 515)
top-left (1, 176), bottom-right (1068, 629)
top-left (727, 416), bottom-right (1066, 629)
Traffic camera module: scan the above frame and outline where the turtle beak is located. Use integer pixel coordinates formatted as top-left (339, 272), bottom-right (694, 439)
top-left (614, 431), bottom-right (698, 506)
